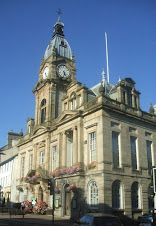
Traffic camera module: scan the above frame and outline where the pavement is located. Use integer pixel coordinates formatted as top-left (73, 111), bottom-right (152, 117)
top-left (0, 213), bottom-right (73, 226)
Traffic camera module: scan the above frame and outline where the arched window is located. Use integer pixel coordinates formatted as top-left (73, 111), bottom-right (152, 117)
top-left (40, 99), bottom-right (46, 123)
top-left (131, 182), bottom-right (141, 209)
top-left (148, 183), bottom-right (154, 210)
top-left (112, 180), bottom-right (123, 209)
top-left (88, 181), bottom-right (98, 207)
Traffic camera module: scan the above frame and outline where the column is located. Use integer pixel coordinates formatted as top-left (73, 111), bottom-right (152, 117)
top-left (45, 136), bottom-right (50, 171)
top-left (56, 133), bottom-right (62, 169)
top-left (48, 87), bottom-right (52, 122)
top-left (62, 132), bottom-right (66, 168)
top-left (73, 126), bottom-right (78, 165)
top-left (35, 95), bottom-right (39, 125)
top-left (77, 124), bottom-right (82, 164)
top-left (33, 144), bottom-right (37, 169)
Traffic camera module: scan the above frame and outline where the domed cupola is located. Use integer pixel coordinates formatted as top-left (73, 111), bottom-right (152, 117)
top-left (44, 16), bottom-right (72, 61)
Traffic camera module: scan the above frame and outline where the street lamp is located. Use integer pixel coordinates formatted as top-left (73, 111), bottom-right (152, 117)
top-left (0, 185), bottom-right (2, 206)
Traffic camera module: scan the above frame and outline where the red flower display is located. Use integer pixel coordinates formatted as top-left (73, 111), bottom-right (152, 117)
top-left (32, 200), bottom-right (48, 215)
top-left (23, 200), bottom-right (32, 213)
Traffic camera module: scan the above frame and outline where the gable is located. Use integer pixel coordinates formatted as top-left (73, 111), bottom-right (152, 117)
top-left (32, 126), bottom-right (47, 136)
top-left (55, 110), bottom-right (79, 124)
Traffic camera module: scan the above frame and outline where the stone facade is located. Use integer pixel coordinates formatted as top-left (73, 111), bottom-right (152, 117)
top-left (0, 131), bottom-right (22, 203)
top-left (9, 17), bottom-right (156, 222)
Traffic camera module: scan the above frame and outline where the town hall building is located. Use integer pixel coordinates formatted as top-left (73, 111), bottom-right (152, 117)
top-left (11, 15), bottom-right (156, 221)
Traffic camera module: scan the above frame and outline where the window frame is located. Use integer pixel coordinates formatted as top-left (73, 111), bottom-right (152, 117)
top-left (130, 136), bottom-right (138, 171)
top-left (112, 180), bottom-right (123, 209)
top-left (89, 131), bottom-right (96, 163)
top-left (88, 181), bottom-right (98, 208)
top-left (40, 151), bottom-right (45, 165)
top-left (40, 99), bottom-right (46, 123)
top-left (112, 131), bottom-right (120, 168)
top-left (131, 182), bottom-right (141, 209)
top-left (29, 154), bottom-right (33, 171)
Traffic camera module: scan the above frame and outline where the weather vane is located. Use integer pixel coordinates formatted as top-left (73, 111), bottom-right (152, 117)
top-left (57, 8), bottom-right (62, 21)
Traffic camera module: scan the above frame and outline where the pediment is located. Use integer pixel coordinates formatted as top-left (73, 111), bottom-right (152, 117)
top-left (32, 125), bottom-right (47, 136)
top-left (56, 110), bottom-right (79, 124)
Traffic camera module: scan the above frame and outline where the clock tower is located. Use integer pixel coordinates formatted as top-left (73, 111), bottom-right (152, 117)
top-left (33, 16), bottom-right (76, 126)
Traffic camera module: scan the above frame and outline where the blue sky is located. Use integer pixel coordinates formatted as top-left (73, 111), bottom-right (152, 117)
top-left (0, 0), bottom-right (156, 147)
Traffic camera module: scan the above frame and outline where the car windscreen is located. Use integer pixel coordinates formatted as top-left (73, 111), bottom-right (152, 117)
top-left (94, 216), bottom-right (121, 226)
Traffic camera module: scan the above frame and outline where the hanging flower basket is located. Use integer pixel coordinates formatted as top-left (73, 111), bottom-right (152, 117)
top-left (54, 186), bottom-right (60, 194)
top-left (51, 165), bottom-right (83, 177)
top-left (66, 184), bottom-right (77, 192)
top-left (25, 174), bottom-right (41, 184)
top-left (88, 161), bottom-right (96, 170)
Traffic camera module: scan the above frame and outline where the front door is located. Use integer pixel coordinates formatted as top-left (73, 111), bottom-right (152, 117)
top-left (65, 192), bottom-right (71, 216)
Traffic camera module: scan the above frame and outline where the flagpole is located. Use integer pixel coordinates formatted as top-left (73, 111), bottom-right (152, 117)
top-left (105, 32), bottom-right (110, 83)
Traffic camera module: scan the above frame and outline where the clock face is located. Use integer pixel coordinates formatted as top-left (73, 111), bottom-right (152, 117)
top-left (43, 66), bottom-right (49, 79)
top-left (58, 65), bottom-right (70, 78)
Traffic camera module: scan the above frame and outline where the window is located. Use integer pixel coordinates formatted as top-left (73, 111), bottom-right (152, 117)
top-left (146, 140), bottom-right (152, 174)
top-left (112, 131), bottom-right (120, 168)
top-left (40, 151), bottom-right (45, 164)
top-left (88, 181), bottom-right (98, 207)
top-left (29, 154), bottom-right (33, 170)
top-left (112, 180), bottom-right (123, 209)
top-left (64, 103), bottom-right (68, 110)
top-left (52, 146), bottom-right (57, 171)
top-left (79, 95), bottom-right (82, 106)
top-left (130, 136), bottom-right (137, 170)
top-left (131, 182), bottom-right (141, 209)
top-left (70, 100), bottom-right (74, 110)
top-left (89, 132), bottom-right (96, 163)
top-left (21, 157), bottom-right (25, 177)
top-left (134, 96), bottom-right (137, 108)
top-left (40, 99), bottom-right (46, 123)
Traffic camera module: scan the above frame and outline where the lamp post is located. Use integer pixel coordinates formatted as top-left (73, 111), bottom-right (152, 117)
top-left (0, 185), bottom-right (2, 206)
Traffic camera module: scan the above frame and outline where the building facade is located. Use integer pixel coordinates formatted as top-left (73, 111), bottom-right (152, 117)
top-left (0, 131), bottom-right (22, 203)
top-left (16, 17), bottom-right (156, 221)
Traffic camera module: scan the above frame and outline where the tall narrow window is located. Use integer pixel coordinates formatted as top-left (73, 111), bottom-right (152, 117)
top-left (52, 146), bottom-right (57, 171)
top-left (70, 100), bottom-right (74, 110)
top-left (146, 140), bottom-right (152, 174)
top-left (29, 154), bottom-right (33, 170)
top-left (112, 131), bottom-right (120, 168)
top-left (40, 151), bottom-right (45, 164)
top-left (89, 132), bottom-right (96, 163)
top-left (88, 181), bottom-right (98, 207)
top-left (112, 180), bottom-right (123, 209)
top-left (40, 99), bottom-right (46, 123)
top-left (21, 157), bottom-right (25, 177)
top-left (130, 136), bottom-right (137, 170)
top-left (131, 182), bottom-right (141, 209)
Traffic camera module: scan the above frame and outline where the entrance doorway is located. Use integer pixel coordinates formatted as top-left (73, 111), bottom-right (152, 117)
top-left (64, 184), bottom-right (71, 216)
top-left (38, 186), bottom-right (43, 201)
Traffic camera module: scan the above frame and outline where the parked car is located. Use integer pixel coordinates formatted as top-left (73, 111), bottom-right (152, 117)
top-left (73, 213), bottom-right (123, 226)
top-left (138, 213), bottom-right (156, 226)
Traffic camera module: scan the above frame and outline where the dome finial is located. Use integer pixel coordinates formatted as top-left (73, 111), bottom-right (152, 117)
top-left (57, 8), bottom-right (62, 22)
top-left (101, 68), bottom-right (106, 87)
